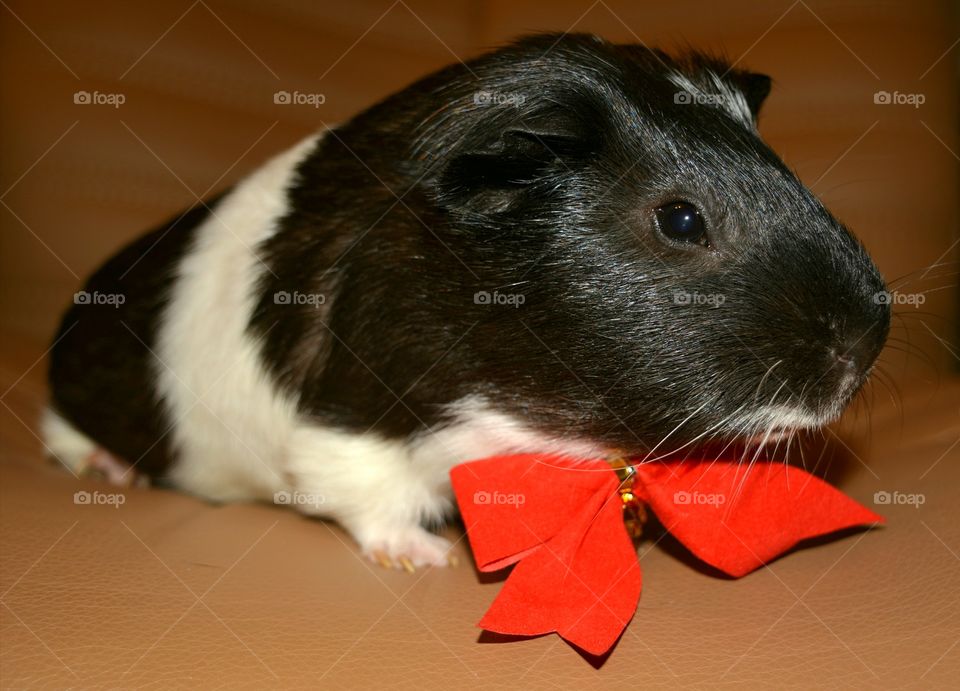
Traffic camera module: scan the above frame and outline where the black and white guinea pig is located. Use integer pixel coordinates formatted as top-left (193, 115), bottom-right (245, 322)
top-left (45, 33), bottom-right (890, 568)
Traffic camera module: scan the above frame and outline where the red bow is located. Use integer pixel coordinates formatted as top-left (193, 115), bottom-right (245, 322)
top-left (450, 454), bottom-right (883, 656)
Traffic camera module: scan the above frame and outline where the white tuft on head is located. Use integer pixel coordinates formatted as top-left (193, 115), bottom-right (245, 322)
top-left (667, 70), bottom-right (755, 130)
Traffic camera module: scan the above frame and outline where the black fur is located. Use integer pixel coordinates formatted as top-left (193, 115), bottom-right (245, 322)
top-left (51, 33), bottom-right (890, 472)
top-left (248, 33), bottom-right (889, 452)
top-left (49, 198), bottom-right (220, 475)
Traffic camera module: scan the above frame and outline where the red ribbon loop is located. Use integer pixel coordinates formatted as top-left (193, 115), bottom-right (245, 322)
top-left (451, 454), bottom-right (883, 656)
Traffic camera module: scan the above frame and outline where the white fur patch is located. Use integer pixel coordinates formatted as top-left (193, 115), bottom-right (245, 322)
top-left (156, 134), bottom-right (321, 502)
top-left (667, 70), bottom-right (755, 129)
top-left (409, 395), bottom-right (610, 471)
top-left (730, 403), bottom-right (825, 442)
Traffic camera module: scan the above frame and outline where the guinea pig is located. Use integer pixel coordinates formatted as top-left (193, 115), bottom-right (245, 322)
top-left (44, 33), bottom-right (890, 569)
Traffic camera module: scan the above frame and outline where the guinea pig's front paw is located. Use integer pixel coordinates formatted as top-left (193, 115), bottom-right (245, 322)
top-left (362, 526), bottom-right (458, 572)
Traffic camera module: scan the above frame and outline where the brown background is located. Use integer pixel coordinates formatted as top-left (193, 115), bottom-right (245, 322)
top-left (1, 1), bottom-right (959, 689)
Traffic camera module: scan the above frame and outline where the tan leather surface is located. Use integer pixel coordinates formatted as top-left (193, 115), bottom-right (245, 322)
top-left (2, 342), bottom-right (959, 689)
top-left (2, 0), bottom-right (959, 688)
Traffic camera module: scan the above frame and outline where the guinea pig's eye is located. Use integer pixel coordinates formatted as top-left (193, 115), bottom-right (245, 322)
top-left (655, 202), bottom-right (707, 245)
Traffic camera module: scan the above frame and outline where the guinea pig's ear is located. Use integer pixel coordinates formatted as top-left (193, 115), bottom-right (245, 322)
top-left (434, 114), bottom-right (596, 213)
top-left (729, 70), bottom-right (772, 120)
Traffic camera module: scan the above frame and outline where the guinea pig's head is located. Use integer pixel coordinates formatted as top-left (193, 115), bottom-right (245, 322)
top-left (411, 33), bottom-right (890, 454)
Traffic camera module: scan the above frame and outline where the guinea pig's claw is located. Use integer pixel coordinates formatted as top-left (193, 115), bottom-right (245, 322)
top-left (371, 550), bottom-right (394, 570)
top-left (364, 529), bottom-right (455, 571)
top-left (369, 549), bottom-right (460, 571)
top-left (368, 551), bottom-right (419, 572)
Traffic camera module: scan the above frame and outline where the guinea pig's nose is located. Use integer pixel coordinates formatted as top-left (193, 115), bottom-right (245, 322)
top-left (830, 328), bottom-right (884, 378)
top-left (828, 346), bottom-right (857, 371)
top-left (834, 352), bottom-right (856, 369)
